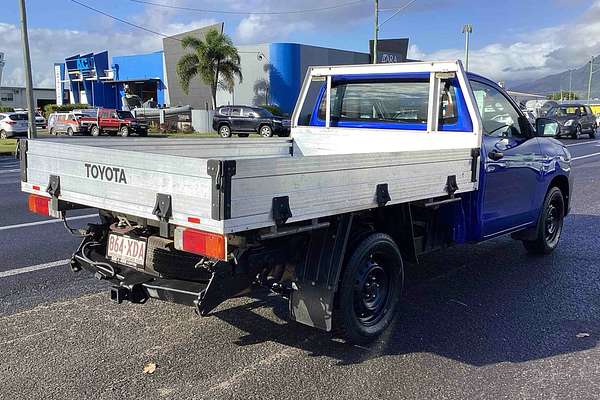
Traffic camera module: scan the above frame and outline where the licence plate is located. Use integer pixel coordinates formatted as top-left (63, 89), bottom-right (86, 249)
top-left (107, 234), bottom-right (147, 268)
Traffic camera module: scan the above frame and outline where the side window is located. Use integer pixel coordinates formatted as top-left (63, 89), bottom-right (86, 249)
top-left (230, 108), bottom-right (241, 117)
top-left (579, 106), bottom-right (587, 116)
top-left (219, 107), bottom-right (230, 116)
top-left (470, 80), bottom-right (523, 138)
top-left (243, 109), bottom-right (257, 118)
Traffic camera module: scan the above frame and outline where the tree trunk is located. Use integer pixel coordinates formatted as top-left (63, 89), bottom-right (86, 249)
top-left (212, 61), bottom-right (220, 110)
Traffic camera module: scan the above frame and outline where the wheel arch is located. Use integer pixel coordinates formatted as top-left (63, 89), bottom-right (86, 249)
top-left (549, 174), bottom-right (570, 216)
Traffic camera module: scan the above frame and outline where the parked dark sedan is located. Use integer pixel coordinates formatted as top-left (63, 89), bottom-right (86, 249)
top-left (212, 106), bottom-right (290, 138)
top-left (547, 104), bottom-right (597, 139)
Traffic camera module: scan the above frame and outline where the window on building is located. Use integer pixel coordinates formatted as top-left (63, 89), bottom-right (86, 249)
top-left (1, 92), bottom-right (14, 102)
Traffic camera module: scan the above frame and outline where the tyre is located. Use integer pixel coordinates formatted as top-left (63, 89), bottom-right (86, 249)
top-left (335, 233), bottom-right (403, 344)
top-left (91, 125), bottom-right (101, 137)
top-left (572, 124), bottom-right (581, 139)
top-left (237, 132), bottom-right (250, 138)
top-left (259, 125), bottom-right (273, 137)
top-left (590, 125), bottom-right (597, 139)
top-left (49, 128), bottom-right (55, 136)
top-left (219, 124), bottom-right (232, 138)
top-left (522, 186), bottom-right (565, 255)
top-left (120, 125), bottom-right (130, 137)
top-left (66, 127), bottom-right (74, 136)
top-left (0, 130), bottom-right (7, 139)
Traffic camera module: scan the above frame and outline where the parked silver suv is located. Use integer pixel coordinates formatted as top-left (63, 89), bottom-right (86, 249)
top-left (0, 112), bottom-right (28, 139)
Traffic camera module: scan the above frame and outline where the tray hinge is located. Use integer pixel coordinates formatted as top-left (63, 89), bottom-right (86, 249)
top-left (207, 160), bottom-right (237, 221)
top-left (376, 183), bottom-right (391, 207)
top-left (152, 193), bottom-right (172, 237)
top-left (445, 175), bottom-right (459, 195)
top-left (272, 196), bottom-right (292, 226)
top-left (46, 174), bottom-right (61, 211)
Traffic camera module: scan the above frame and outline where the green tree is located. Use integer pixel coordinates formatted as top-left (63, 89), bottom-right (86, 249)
top-left (176, 29), bottom-right (242, 109)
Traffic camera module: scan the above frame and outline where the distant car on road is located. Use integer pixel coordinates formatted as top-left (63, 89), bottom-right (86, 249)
top-left (79, 108), bottom-right (148, 137)
top-left (212, 106), bottom-right (290, 138)
top-left (0, 112), bottom-right (28, 139)
top-left (547, 104), bottom-right (597, 139)
top-left (48, 112), bottom-right (89, 136)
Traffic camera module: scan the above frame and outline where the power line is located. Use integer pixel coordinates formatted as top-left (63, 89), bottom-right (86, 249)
top-left (129, 0), bottom-right (366, 15)
top-left (69, 0), bottom-right (182, 41)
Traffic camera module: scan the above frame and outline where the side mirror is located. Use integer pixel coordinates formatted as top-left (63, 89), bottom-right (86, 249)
top-left (535, 118), bottom-right (559, 137)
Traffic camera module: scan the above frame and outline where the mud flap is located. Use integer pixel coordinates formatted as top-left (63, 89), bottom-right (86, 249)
top-left (195, 261), bottom-right (255, 316)
top-left (289, 214), bottom-right (353, 331)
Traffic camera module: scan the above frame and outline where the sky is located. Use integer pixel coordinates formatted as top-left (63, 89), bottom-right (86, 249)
top-left (0, 0), bottom-right (599, 89)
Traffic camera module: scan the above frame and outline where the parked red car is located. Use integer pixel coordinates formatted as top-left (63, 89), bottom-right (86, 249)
top-left (80, 108), bottom-right (148, 137)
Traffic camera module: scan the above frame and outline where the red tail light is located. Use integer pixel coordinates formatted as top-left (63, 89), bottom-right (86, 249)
top-left (6, 121), bottom-right (16, 125)
top-left (28, 194), bottom-right (50, 216)
top-left (174, 227), bottom-right (226, 260)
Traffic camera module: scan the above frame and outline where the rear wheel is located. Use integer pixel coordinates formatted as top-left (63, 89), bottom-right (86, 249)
top-left (522, 186), bottom-right (565, 255)
top-left (66, 127), bottom-right (74, 136)
top-left (120, 126), bottom-right (130, 137)
top-left (0, 130), bottom-right (7, 139)
top-left (572, 124), bottom-right (581, 139)
top-left (90, 125), bottom-right (101, 137)
top-left (590, 124), bottom-right (597, 139)
top-left (259, 125), bottom-right (273, 137)
top-left (219, 124), bottom-right (232, 138)
top-left (335, 233), bottom-right (403, 344)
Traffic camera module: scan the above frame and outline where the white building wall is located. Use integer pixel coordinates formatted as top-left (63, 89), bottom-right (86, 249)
top-left (0, 86), bottom-right (56, 109)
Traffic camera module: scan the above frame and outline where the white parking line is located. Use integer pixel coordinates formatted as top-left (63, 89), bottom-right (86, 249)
top-left (565, 140), bottom-right (600, 147)
top-left (572, 152), bottom-right (600, 161)
top-left (0, 169), bottom-right (19, 174)
top-left (0, 214), bottom-right (97, 232)
top-left (0, 259), bottom-right (69, 279)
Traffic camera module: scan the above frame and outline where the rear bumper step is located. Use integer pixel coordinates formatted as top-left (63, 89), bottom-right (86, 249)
top-left (72, 244), bottom-right (252, 315)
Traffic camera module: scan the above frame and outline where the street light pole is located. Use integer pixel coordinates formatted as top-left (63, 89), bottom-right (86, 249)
top-left (568, 69), bottom-right (572, 100)
top-left (462, 24), bottom-right (473, 71)
top-left (373, 0), bottom-right (379, 64)
top-left (588, 56), bottom-right (594, 104)
top-left (18, 0), bottom-right (37, 138)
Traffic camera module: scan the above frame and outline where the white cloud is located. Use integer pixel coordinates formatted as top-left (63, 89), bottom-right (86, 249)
top-left (0, 17), bottom-right (216, 88)
top-left (411, 0), bottom-right (600, 84)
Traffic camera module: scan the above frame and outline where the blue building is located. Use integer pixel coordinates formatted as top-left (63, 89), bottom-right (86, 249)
top-left (55, 25), bottom-right (386, 114)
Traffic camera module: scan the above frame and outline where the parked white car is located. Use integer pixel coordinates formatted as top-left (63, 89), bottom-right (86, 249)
top-left (0, 112), bottom-right (28, 139)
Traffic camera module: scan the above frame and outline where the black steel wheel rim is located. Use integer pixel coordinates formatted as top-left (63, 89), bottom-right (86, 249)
top-left (353, 252), bottom-right (393, 327)
top-left (544, 197), bottom-right (562, 244)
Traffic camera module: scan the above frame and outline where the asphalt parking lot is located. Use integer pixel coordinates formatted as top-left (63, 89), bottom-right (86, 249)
top-left (1, 138), bottom-right (600, 399)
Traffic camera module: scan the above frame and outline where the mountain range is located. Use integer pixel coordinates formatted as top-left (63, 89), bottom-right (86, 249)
top-left (511, 56), bottom-right (600, 100)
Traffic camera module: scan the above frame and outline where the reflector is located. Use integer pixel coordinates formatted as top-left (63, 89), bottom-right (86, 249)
top-left (28, 194), bottom-right (50, 216)
top-left (175, 227), bottom-right (226, 260)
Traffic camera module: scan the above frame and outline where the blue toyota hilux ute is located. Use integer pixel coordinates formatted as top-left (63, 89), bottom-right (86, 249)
top-left (21, 61), bottom-right (572, 345)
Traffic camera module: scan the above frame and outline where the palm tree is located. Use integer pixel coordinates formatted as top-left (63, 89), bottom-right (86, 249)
top-left (176, 29), bottom-right (242, 110)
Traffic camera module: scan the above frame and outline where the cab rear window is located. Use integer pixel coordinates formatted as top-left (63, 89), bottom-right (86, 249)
top-left (313, 77), bottom-right (471, 132)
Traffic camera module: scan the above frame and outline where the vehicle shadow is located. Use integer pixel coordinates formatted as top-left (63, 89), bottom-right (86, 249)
top-left (211, 213), bottom-right (600, 367)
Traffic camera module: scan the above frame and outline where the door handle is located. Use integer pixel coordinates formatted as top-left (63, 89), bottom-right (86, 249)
top-left (488, 150), bottom-right (504, 161)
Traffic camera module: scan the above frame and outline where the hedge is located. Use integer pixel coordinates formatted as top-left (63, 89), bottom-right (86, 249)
top-left (43, 103), bottom-right (91, 118)
top-left (0, 106), bottom-right (15, 113)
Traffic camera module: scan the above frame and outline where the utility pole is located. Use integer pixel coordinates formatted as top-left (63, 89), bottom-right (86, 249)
top-left (18, 0), bottom-right (36, 138)
top-left (462, 24), bottom-right (473, 71)
top-left (373, 0), bottom-right (379, 64)
top-left (588, 56), bottom-right (594, 105)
